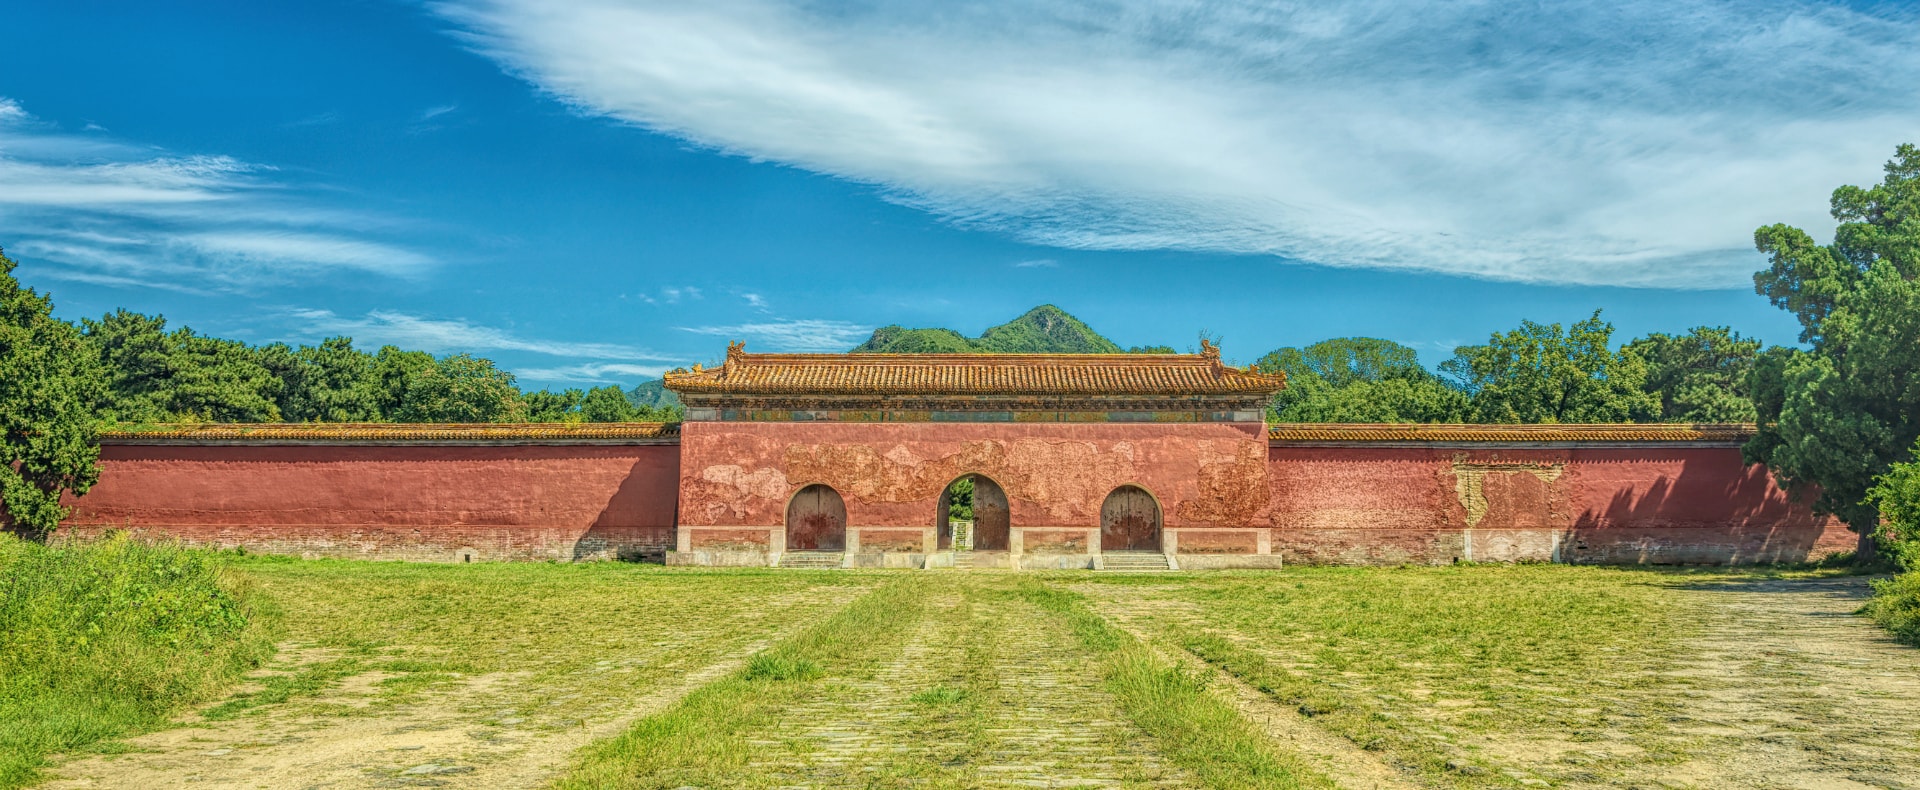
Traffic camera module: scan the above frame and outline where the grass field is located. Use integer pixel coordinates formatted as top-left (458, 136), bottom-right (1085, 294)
top-left (22, 556), bottom-right (1920, 790)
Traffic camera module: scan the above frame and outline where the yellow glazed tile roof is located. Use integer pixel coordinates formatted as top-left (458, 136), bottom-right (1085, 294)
top-left (663, 341), bottom-right (1286, 397)
top-left (1267, 423), bottom-right (1757, 443)
top-left (100, 422), bottom-right (680, 444)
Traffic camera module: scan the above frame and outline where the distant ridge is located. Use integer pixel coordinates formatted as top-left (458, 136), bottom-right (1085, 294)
top-left (852, 305), bottom-right (1138, 354)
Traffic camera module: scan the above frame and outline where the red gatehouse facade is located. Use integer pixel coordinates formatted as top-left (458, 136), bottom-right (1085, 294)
top-left (663, 342), bottom-right (1287, 569)
top-left (57, 344), bottom-right (1856, 567)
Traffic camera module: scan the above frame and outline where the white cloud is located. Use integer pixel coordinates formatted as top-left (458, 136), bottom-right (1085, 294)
top-left (1013, 258), bottom-right (1057, 268)
top-left (678, 319), bottom-right (872, 352)
top-left (419, 104), bottom-right (459, 121)
top-left (438, 0), bottom-right (1920, 288)
top-left (514, 361), bottom-right (673, 383)
top-left (739, 292), bottom-right (770, 311)
top-left (0, 97), bottom-right (434, 290)
top-left (288, 308), bottom-right (677, 360)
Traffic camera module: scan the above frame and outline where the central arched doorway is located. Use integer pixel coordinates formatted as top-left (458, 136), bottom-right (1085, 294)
top-left (1101, 485), bottom-right (1162, 552)
top-left (938, 474), bottom-right (1009, 551)
top-left (786, 484), bottom-right (846, 551)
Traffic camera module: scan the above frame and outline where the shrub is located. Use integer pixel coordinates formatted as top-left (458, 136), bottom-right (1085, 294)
top-left (1867, 439), bottom-right (1920, 572)
top-left (1863, 573), bottom-right (1920, 647)
top-left (0, 532), bottom-right (275, 788)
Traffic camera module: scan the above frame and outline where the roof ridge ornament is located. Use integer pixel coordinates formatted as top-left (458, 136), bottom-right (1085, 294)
top-left (1199, 337), bottom-right (1221, 361)
top-left (726, 340), bottom-right (746, 364)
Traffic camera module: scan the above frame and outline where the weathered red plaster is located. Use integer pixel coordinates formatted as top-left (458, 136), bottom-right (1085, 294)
top-left (1265, 446), bottom-right (1850, 564)
top-left (62, 444), bottom-right (679, 561)
top-left (677, 421), bottom-right (1270, 530)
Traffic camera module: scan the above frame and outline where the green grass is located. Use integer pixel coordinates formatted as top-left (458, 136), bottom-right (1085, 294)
top-left (553, 578), bottom-right (931, 789)
top-left (0, 533), bottom-right (275, 789)
top-left (1864, 572), bottom-right (1920, 646)
top-left (1014, 581), bottom-right (1334, 790)
top-left (1078, 565), bottom-right (1724, 787)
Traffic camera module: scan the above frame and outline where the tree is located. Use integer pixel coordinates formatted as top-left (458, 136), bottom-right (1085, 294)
top-left (579, 385), bottom-right (639, 422)
top-left (81, 311), bottom-right (280, 422)
top-left (372, 346), bottom-right (435, 420)
top-left (1624, 327), bottom-right (1761, 423)
top-left (394, 354), bottom-right (524, 423)
top-left (523, 388), bottom-right (586, 423)
top-left (81, 309), bottom-right (173, 422)
top-left (0, 248), bottom-right (105, 537)
top-left (1442, 311), bottom-right (1658, 424)
top-left (1745, 145), bottom-right (1920, 556)
top-left (1257, 338), bottom-right (1467, 423)
top-left (271, 337), bottom-right (379, 422)
top-left (1868, 439), bottom-right (1920, 571)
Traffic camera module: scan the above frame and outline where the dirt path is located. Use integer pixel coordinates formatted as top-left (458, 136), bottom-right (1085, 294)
top-left (1643, 576), bottom-right (1920, 790)
top-left (44, 586), bottom-right (862, 790)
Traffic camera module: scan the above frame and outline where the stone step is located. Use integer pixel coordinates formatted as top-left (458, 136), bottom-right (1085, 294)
top-left (1099, 552), bottom-right (1171, 571)
top-left (951, 551), bottom-right (975, 569)
top-left (779, 551), bottom-right (845, 568)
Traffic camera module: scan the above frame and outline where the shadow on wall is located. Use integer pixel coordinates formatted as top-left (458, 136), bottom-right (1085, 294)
top-left (576, 460), bottom-right (678, 562)
top-left (1564, 453), bottom-right (1845, 565)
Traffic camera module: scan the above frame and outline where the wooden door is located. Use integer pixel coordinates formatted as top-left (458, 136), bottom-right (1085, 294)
top-left (786, 484), bottom-right (846, 551)
top-left (971, 476), bottom-right (1010, 551)
top-left (1101, 486), bottom-right (1161, 552)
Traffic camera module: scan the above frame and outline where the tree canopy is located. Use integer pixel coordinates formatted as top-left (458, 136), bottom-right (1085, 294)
top-left (1442, 311), bottom-right (1659, 424)
top-left (1744, 144), bottom-right (1920, 547)
top-left (0, 249), bottom-right (104, 537)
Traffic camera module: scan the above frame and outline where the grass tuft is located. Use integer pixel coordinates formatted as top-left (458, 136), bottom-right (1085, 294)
top-left (0, 532), bottom-right (275, 789)
top-left (743, 653), bottom-right (824, 682)
top-left (908, 685), bottom-right (971, 706)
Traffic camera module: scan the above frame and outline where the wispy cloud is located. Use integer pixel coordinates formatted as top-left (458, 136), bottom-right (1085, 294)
top-left (637, 285), bottom-right (703, 305)
top-left (287, 308), bottom-right (678, 360)
top-left (0, 97), bottom-right (433, 290)
top-left (678, 319), bottom-right (872, 352)
top-left (514, 361), bottom-right (673, 383)
top-left (739, 292), bottom-right (770, 312)
top-left (419, 104), bottom-right (459, 121)
top-left (1013, 258), bottom-right (1057, 268)
top-left (439, 0), bottom-right (1920, 288)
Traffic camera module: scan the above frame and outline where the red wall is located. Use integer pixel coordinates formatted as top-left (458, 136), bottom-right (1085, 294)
top-left (56, 435), bottom-right (1854, 565)
top-left (1267, 446), bottom-right (1853, 564)
top-left (61, 444), bottom-right (680, 562)
top-left (677, 420), bottom-right (1271, 529)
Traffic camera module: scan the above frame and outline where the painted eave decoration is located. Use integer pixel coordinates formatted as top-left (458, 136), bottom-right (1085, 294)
top-left (661, 340), bottom-right (1288, 397)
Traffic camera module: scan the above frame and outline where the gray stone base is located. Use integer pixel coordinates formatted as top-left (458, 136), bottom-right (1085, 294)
top-left (665, 549), bottom-right (770, 567)
top-left (847, 552), bottom-right (930, 569)
top-left (1173, 554), bottom-right (1284, 570)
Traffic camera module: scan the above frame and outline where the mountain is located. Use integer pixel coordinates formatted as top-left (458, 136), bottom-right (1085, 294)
top-left (852, 305), bottom-right (1128, 354)
top-left (625, 379), bottom-right (682, 410)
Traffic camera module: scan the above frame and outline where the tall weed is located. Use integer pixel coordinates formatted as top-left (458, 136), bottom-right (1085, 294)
top-left (0, 532), bottom-right (274, 788)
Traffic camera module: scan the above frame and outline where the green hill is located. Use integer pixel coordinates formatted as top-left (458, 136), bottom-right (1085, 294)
top-left (853, 305), bottom-right (1130, 354)
top-left (625, 379), bottom-right (682, 411)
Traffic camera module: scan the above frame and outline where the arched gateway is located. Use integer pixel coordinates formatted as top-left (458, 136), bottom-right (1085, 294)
top-left (785, 484), bottom-right (846, 551)
top-left (664, 339), bottom-right (1288, 568)
top-left (1101, 485), bottom-right (1161, 552)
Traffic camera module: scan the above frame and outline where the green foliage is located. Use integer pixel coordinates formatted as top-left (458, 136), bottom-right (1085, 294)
top-left (393, 354), bottom-right (524, 423)
top-left (1867, 439), bottom-right (1920, 572)
top-left (1625, 327), bottom-right (1761, 423)
top-left (1745, 145), bottom-right (1920, 542)
top-left (0, 533), bottom-right (273, 787)
top-left (268, 337), bottom-right (381, 422)
top-left (1443, 310), bottom-right (1659, 424)
top-left (944, 476), bottom-right (975, 521)
top-left (853, 305), bottom-right (1128, 354)
top-left (82, 311), bottom-right (283, 422)
top-left (1257, 338), bottom-right (1467, 423)
top-left (0, 249), bottom-right (104, 537)
top-left (523, 388), bottom-right (586, 423)
top-left (1862, 573), bottom-right (1920, 647)
top-left (580, 385), bottom-right (640, 422)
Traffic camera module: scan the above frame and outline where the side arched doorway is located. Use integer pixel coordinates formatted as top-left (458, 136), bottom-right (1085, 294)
top-left (1101, 485), bottom-right (1162, 552)
top-left (786, 484), bottom-right (846, 551)
top-left (938, 475), bottom-right (1009, 551)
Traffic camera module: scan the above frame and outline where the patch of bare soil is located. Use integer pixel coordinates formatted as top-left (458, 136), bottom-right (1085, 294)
top-left (1615, 576), bottom-right (1920, 790)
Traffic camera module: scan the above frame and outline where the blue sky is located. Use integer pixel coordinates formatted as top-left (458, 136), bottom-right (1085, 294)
top-left (4, 1), bottom-right (1917, 388)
